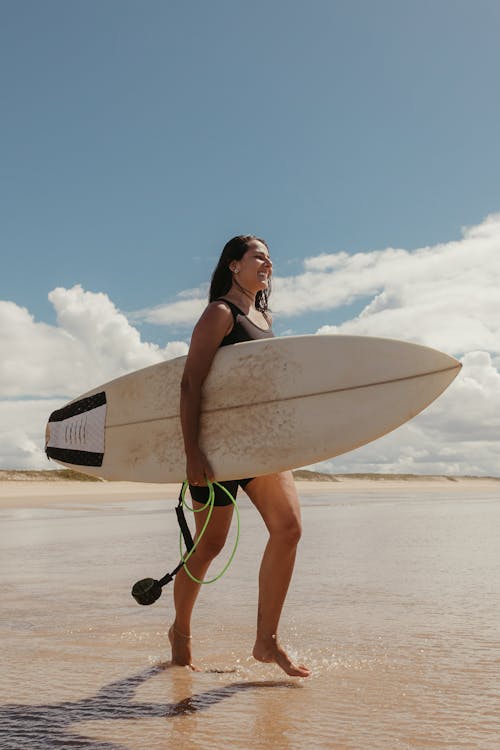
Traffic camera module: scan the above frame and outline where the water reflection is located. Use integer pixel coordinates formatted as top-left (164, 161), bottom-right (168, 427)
top-left (0, 664), bottom-right (295, 750)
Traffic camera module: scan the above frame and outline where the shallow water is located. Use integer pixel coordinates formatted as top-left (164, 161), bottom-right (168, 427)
top-left (1, 485), bottom-right (499, 749)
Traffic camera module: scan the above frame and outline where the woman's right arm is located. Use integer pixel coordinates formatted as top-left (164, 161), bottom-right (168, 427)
top-left (180, 302), bottom-right (233, 485)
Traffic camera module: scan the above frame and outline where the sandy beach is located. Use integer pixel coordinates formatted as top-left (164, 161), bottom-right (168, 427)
top-left (0, 478), bottom-right (179, 508)
top-left (1, 474), bottom-right (499, 749)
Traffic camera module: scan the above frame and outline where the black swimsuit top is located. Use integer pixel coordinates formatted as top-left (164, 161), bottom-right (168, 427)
top-left (218, 299), bottom-right (274, 347)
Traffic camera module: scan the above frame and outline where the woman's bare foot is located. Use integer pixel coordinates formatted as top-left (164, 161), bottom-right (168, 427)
top-left (253, 634), bottom-right (311, 678)
top-left (168, 625), bottom-right (200, 671)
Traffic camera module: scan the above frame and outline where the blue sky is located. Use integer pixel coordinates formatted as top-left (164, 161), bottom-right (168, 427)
top-left (1, 1), bottom-right (500, 473)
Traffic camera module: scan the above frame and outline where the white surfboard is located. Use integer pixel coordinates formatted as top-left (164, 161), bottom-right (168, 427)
top-left (45, 335), bottom-right (461, 482)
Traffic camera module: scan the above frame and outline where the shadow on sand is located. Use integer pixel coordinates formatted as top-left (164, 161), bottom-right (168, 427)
top-left (0, 664), bottom-right (296, 750)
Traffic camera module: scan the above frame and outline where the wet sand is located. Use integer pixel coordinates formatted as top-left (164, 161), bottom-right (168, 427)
top-left (1, 477), bottom-right (499, 749)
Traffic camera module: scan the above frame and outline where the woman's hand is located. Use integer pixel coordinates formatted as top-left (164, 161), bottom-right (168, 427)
top-left (186, 447), bottom-right (215, 487)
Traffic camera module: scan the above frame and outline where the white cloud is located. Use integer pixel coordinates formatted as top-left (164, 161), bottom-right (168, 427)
top-left (134, 214), bottom-right (500, 353)
top-left (297, 214), bottom-right (500, 475)
top-left (136, 296), bottom-right (206, 326)
top-left (0, 399), bottom-right (63, 470)
top-left (279, 213), bottom-right (500, 358)
top-left (0, 285), bottom-right (188, 398)
top-left (1, 214), bottom-right (499, 474)
top-left (0, 286), bottom-right (188, 469)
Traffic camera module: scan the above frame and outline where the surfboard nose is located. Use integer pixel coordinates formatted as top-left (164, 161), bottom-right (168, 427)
top-left (422, 346), bottom-right (462, 376)
top-left (421, 345), bottom-right (462, 372)
top-left (422, 347), bottom-right (462, 386)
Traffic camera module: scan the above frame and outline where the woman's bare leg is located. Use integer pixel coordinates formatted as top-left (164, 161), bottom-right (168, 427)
top-left (245, 472), bottom-right (311, 677)
top-left (170, 501), bottom-right (234, 668)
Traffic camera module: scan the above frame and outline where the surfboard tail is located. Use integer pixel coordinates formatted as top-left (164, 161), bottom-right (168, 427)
top-left (45, 392), bottom-right (107, 468)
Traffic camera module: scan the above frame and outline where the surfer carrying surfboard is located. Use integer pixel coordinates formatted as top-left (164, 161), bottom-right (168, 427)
top-left (170, 235), bottom-right (311, 678)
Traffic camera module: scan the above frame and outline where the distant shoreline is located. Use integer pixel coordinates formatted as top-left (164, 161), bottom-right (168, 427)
top-left (292, 469), bottom-right (500, 483)
top-left (1, 468), bottom-right (498, 483)
top-left (1, 469), bottom-right (498, 511)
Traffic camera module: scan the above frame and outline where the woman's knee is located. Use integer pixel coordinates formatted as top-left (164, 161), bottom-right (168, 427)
top-left (246, 477), bottom-right (303, 547)
top-left (269, 515), bottom-right (302, 547)
top-left (194, 533), bottom-right (227, 560)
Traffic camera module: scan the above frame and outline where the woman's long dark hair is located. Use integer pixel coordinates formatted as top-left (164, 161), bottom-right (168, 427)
top-left (209, 235), bottom-right (271, 312)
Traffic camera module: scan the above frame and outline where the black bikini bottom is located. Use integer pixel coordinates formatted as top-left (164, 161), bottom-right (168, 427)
top-left (189, 477), bottom-right (254, 507)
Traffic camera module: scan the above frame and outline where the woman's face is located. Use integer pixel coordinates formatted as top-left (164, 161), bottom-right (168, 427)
top-left (233, 241), bottom-right (272, 292)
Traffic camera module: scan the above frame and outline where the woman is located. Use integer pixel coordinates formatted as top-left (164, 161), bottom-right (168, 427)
top-left (169, 235), bottom-right (310, 678)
